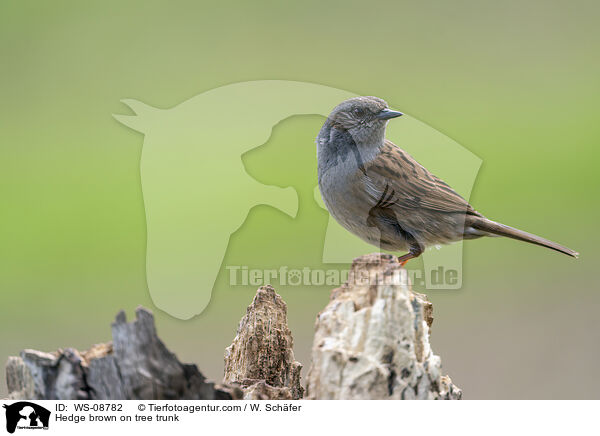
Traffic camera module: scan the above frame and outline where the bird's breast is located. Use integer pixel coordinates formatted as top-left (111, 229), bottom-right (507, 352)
top-left (318, 166), bottom-right (384, 243)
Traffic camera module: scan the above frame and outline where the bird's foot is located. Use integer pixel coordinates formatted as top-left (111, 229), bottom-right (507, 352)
top-left (397, 247), bottom-right (423, 267)
top-left (397, 255), bottom-right (412, 268)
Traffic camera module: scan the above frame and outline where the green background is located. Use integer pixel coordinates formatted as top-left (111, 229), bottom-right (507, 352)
top-left (1, 0), bottom-right (598, 399)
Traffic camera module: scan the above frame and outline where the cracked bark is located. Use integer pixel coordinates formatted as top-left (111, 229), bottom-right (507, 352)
top-left (224, 285), bottom-right (303, 399)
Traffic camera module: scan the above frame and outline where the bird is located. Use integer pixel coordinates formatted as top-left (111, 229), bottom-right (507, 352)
top-left (316, 96), bottom-right (578, 266)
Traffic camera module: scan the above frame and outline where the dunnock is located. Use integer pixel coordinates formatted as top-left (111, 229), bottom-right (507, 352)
top-left (317, 96), bottom-right (578, 265)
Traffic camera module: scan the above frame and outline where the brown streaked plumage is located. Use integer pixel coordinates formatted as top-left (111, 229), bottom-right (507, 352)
top-left (316, 96), bottom-right (578, 265)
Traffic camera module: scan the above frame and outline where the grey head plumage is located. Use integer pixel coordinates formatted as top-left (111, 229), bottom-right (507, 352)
top-left (316, 96), bottom-right (403, 178)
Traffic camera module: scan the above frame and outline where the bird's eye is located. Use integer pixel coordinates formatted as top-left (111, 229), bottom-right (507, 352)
top-left (352, 107), bottom-right (365, 117)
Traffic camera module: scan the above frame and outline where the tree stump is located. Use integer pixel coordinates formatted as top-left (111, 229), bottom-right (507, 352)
top-left (306, 253), bottom-right (462, 400)
top-left (224, 285), bottom-right (303, 399)
top-left (5, 307), bottom-right (238, 400)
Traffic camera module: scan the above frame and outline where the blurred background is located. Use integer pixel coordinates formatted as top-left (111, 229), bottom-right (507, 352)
top-left (1, 0), bottom-right (598, 399)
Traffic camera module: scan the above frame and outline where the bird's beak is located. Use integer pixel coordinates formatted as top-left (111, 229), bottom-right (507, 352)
top-left (376, 109), bottom-right (403, 120)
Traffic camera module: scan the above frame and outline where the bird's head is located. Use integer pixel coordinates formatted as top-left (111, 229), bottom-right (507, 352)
top-left (323, 96), bottom-right (403, 145)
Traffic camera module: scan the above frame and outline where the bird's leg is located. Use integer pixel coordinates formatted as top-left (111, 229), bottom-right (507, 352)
top-left (397, 245), bottom-right (423, 267)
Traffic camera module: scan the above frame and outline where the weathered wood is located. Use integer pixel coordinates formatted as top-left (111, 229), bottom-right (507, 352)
top-left (5, 307), bottom-right (239, 400)
top-left (224, 285), bottom-right (303, 400)
top-left (306, 253), bottom-right (462, 400)
top-left (5, 257), bottom-right (460, 400)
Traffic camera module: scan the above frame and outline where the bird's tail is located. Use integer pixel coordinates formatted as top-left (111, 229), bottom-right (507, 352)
top-left (470, 217), bottom-right (579, 258)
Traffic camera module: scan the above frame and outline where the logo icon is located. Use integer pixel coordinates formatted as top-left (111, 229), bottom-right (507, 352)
top-left (3, 402), bottom-right (50, 434)
top-left (114, 80), bottom-right (481, 319)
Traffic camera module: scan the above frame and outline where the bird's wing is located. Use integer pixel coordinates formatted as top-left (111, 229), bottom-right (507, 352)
top-left (362, 140), bottom-right (481, 216)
